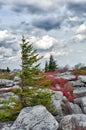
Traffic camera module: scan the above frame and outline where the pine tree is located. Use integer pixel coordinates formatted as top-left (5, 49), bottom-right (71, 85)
top-left (45, 61), bottom-right (49, 72)
top-left (48, 55), bottom-right (57, 71)
top-left (7, 67), bottom-right (10, 72)
top-left (0, 37), bottom-right (53, 120)
top-left (18, 36), bottom-right (52, 108)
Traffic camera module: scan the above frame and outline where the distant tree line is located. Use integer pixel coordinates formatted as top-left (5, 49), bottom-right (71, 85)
top-left (0, 67), bottom-right (10, 73)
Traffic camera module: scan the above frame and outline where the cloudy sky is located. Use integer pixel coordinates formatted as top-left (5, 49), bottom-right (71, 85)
top-left (0, 0), bottom-right (86, 70)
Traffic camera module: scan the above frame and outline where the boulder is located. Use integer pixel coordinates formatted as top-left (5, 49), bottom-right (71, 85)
top-left (52, 92), bottom-right (64, 115)
top-left (0, 85), bottom-right (21, 93)
top-left (13, 76), bottom-right (21, 85)
top-left (68, 102), bottom-right (82, 114)
top-left (80, 97), bottom-right (86, 114)
top-left (13, 76), bottom-right (21, 82)
top-left (61, 100), bottom-right (82, 115)
top-left (78, 75), bottom-right (86, 83)
top-left (60, 114), bottom-right (86, 130)
top-left (70, 80), bottom-right (85, 87)
top-left (74, 97), bottom-right (82, 105)
top-left (0, 79), bottom-right (13, 87)
top-left (73, 87), bottom-right (86, 97)
top-left (57, 72), bottom-right (76, 81)
top-left (3, 105), bottom-right (59, 130)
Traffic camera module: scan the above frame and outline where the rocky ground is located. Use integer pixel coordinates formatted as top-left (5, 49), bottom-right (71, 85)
top-left (0, 71), bottom-right (86, 130)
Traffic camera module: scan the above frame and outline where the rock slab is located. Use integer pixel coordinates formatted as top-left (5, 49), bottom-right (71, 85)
top-left (2, 105), bottom-right (59, 130)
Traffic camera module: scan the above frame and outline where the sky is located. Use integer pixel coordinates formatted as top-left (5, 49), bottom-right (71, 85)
top-left (0, 0), bottom-right (86, 70)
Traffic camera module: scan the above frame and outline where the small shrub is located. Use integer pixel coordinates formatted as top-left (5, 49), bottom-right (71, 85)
top-left (0, 110), bottom-right (15, 121)
top-left (0, 73), bottom-right (16, 80)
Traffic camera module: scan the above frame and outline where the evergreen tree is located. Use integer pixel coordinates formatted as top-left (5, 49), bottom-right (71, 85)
top-left (18, 36), bottom-right (52, 108)
top-left (48, 55), bottom-right (57, 71)
top-left (0, 37), bottom-right (53, 120)
top-left (7, 67), bottom-right (10, 72)
top-left (45, 61), bottom-right (49, 72)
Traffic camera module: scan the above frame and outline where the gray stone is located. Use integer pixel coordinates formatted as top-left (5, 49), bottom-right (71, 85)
top-left (3, 105), bottom-right (59, 130)
top-left (78, 75), bottom-right (86, 83)
top-left (74, 97), bottom-right (82, 105)
top-left (70, 80), bottom-right (85, 87)
top-left (68, 102), bottom-right (82, 114)
top-left (52, 91), bottom-right (63, 100)
top-left (57, 72), bottom-right (76, 81)
top-left (0, 121), bottom-right (13, 130)
top-left (81, 97), bottom-right (86, 107)
top-left (0, 79), bottom-right (13, 87)
top-left (73, 87), bottom-right (86, 97)
top-left (13, 76), bottom-right (21, 85)
top-left (2, 127), bottom-right (11, 130)
top-left (60, 114), bottom-right (86, 130)
top-left (52, 92), bottom-right (64, 117)
top-left (81, 97), bottom-right (86, 114)
top-left (0, 85), bottom-right (21, 93)
top-left (13, 76), bottom-right (21, 82)
top-left (74, 96), bottom-right (86, 114)
top-left (56, 84), bottom-right (60, 88)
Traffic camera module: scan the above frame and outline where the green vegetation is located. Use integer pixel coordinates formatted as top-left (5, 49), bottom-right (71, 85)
top-left (0, 67), bottom-right (10, 73)
top-left (0, 73), bottom-right (16, 80)
top-left (0, 37), bottom-right (54, 121)
top-left (73, 63), bottom-right (86, 75)
top-left (0, 111), bottom-right (15, 121)
top-left (7, 67), bottom-right (10, 73)
top-left (45, 61), bottom-right (49, 72)
top-left (18, 36), bottom-right (52, 107)
top-left (74, 67), bottom-right (86, 75)
top-left (0, 36), bottom-right (52, 121)
top-left (44, 55), bottom-right (57, 72)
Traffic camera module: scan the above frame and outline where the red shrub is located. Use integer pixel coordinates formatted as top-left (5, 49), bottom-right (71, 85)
top-left (51, 87), bottom-right (74, 102)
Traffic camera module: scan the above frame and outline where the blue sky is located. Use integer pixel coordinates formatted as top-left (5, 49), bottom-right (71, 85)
top-left (0, 0), bottom-right (86, 70)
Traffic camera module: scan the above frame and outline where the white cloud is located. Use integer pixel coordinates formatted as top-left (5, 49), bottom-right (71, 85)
top-left (69, 16), bottom-right (79, 22)
top-left (0, 30), bottom-right (16, 42)
top-left (0, 47), bottom-right (13, 56)
top-left (0, 55), bottom-right (3, 59)
top-left (68, 0), bottom-right (86, 3)
top-left (6, 0), bottom-right (56, 11)
top-left (30, 35), bottom-right (67, 51)
top-left (0, 0), bottom-right (86, 69)
top-left (0, 30), bottom-right (11, 41)
top-left (0, 29), bottom-right (20, 52)
top-left (73, 34), bottom-right (86, 41)
top-left (43, 53), bottom-right (50, 59)
top-left (31, 35), bottom-right (58, 50)
top-left (77, 24), bottom-right (86, 34)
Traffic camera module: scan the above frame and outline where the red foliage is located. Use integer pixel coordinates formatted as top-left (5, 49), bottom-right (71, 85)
top-left (39, 72), bottom-right (68, 87)
top-left (51, 87), bottom-right (74, 102)
top-left (44, 77), bottom-right (68, 88)
top-left (55, 78), bottom-right (68, 87)
top-left (38, 71), bottom-right (75, 102)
